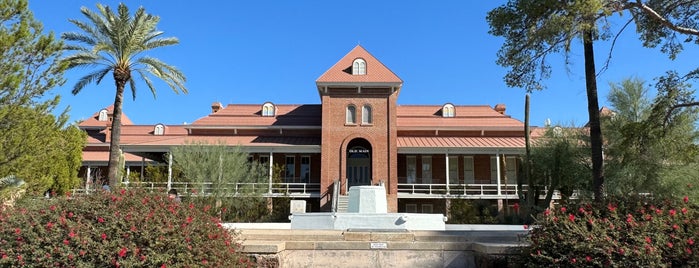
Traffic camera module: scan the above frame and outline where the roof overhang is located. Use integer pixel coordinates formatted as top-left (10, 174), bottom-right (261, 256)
top-left (121, 144), bottom-right (321, 154)
top-left (398, 147), bottom-right (524, 155)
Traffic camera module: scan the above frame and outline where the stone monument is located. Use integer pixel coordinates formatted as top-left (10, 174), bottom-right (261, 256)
top-left (290, 185), bottom-right (446, 230)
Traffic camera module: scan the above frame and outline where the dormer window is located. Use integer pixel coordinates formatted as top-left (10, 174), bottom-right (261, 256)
top-left (442, 103), bottom-right (455, 118)
top-left (262, 102), bottom-right (275, 117)
top-left (98, 109), bottom-right (108, 121)
top-left (352, 58), bottom-right (366, 75)
top-left (154, 123), bottom-right (165, 135)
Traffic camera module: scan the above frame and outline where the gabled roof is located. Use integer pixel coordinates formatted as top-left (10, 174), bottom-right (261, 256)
top-left (79, 104), bottom-right (134, 128)
top-left (316, 45), bottom-right (402, 84)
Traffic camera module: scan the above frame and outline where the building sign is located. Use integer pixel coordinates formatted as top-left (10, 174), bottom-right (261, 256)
top-left (370, 242), bottom-right (387, 249)
top-left (348, 148), bottom-right (370, 154)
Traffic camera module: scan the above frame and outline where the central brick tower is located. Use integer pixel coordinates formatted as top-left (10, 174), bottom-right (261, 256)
top-left (315, 45), bottom-right (403, 212)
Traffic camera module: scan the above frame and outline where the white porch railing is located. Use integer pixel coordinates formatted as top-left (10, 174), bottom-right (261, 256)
top-left (397, 183), bottom-right (564, 199)
top-left (73, 181), bottom-right (321, 198)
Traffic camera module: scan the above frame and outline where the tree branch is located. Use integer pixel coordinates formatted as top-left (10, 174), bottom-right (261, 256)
top-left (627, 0), bottom-right (699, 36)
top-left (598, 18), bottom-right (634, 76)
top-left (664, 101), bottom-right (699, 125)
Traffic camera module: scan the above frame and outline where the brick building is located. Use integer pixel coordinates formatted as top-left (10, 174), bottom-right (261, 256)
top-left (78, 45), bottom-right (528, 214)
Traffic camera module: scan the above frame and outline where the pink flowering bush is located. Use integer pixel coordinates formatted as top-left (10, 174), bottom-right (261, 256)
top-left (525, 195), bottom-right (699, 267)
top-left (0, 189), bottom-right (251, 267)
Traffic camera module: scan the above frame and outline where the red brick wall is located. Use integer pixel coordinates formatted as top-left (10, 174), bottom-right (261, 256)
top-left (319, 87), bottom-right (399, 211)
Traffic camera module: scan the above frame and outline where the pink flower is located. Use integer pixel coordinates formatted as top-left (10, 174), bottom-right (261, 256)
top-left (543, 209), bottom-right (551, 216)
top-left (186, 216), bottom-right (193, 224)
top-left (46, 222), bottom-right (54, 229)
top-left (161, 264), bottom-right (167, 268)
top-left (578, 207), bottom-right (586, 214)
top-left (668, 242), bottom-right (674, 248)
top-left (571, 258), bottom-right (577, 263)
top-left (682, 207), bottom-right (688, 214)
top-left (98, 217), bottom-right (105, 223)
top-left (101, 233), bottom-right (107, 240)
top-left (585, 256), bottom-right (591, 262)
top-left (120, 189), bottom-right (126, 195)
top-left (568, 214), bottom-right (575, 222)
top-left (687, 248), bottom-right (693, 254)
top-left (63, 239), bottom-right (69, 245)
top-left (684, 196), bottom-right (689, 203)
top-left (608, 203), bottom-right (617, 212)
top-left (189, 203), bottom-right (194, 209)
top-left (673, 224), bottom-right (679, 230)
top-left (68, 212), bottom-right (74, 218)
top-left (670, 209), bottom-right (677, 216)
top-left (14, 228), bottom-right (20, 235)
top-left (560, 207), bottom-right (567, 213)
top-left (645, 237), bottom-right (652, 243)
top-left (49, 205), bottom-right (56, 211)
top-left (523, 224), bottom-right (529, 230)
top-left (689, 238), bottom-right (695, 245)
top-left (69, 231), bottom-right (75, 238)
top-left (118, 247), bottom-right (127, 258)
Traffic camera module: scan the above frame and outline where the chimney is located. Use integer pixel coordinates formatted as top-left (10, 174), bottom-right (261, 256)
top-left (494, 104), bottom-right (506, 114)
top-left (211, 102), bottom-right (223, 113)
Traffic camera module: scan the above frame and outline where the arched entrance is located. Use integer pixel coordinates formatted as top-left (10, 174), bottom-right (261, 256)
top-left (346, 138), bottom-right (372, 188)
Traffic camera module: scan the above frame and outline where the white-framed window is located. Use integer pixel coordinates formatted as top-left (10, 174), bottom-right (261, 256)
top-left (301, 156), bottom-right (310, 183)
top-left (98, 109), bottom-right (108, 121)
top-left (285, 155), bottom-right (295, 182)
top-left (406, 204), bottom-right (418, 213)
top-left (362, 105), bottom-right (372, 124)
top-left (406, 156), bottom-right (416, 184)
top-left (346, 105), bottom-right (357, 124)
top-left (448, 155), bottom-right (458, 184)
top-left (505, 156), bottom-right (517, 184)
top-left (352, 58), bottom-right (366, 75)
top-left (421, 155), bottom-right (432, 184)
top-left (463, 156), bottom-right (474, 184)
top-left (262, 102), bottom-right (275, 117)
top-left (421, 204), bottom-right (433, 213)
top-left (154, 123), bottom-right (165, 135)
top-left (491, 156), bottom-right (518, 184)
top-left (442, 103), bottom-right (455, 118)
top-left (258, 155), bottom-right (270, 165)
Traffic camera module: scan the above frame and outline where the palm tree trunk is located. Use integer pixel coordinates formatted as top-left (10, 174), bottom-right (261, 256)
top-left (583, 28), bottom-right (605, 203)
top-left (107, 77), bottom-right (126, 189)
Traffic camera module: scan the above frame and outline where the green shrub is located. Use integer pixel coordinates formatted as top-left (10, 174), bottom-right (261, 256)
top-left (525, 196), bottom-right (699, 267)
top-left (0, 189), bottom-right (251, 267)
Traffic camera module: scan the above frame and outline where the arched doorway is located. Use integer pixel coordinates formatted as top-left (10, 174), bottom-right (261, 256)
top-left (346, 138), bottom-right (372, 188)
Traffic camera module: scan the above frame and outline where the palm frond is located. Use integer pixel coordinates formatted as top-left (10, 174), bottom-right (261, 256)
top-left (136, 69), bottom-right (157, 99)
top-left (142, 37), bottom-right (179, 50)
top-left (62, 32), bottom-right (97, 46)
top-left (137, 56), bottom-right (187, 94)
top-left (72, 66), bottom-right (112, 95)
top-left (67, 19), bottom-right (103, 42)
top-left (129, 77), bottom-right (137, 101)
top-left (62, 52), bottom-right (103, 68)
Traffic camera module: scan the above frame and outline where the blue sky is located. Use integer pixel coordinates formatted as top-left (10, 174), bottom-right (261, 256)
top-left (30, 1), bottom-right (699, 127)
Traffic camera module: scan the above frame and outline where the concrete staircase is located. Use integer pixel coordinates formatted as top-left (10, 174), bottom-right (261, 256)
top-left (236, 228), bottom-right (527, 267)
top-left (336, 195), bottom-right (349, 212)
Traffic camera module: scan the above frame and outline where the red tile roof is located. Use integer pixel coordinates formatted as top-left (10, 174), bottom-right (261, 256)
top-left (190, 104), bottom-right (321, 127)
top-left (121, 136), bottom-right (320, 147)
top-left (79, 104), bottom-right (134, 128)
top-left (82, 151), bottom-right (152, 162)
top-left (316, 45), bottom-right (402, 84)
top-left (397, 137), bottom-right (525, 148)
top-left (396, 105), bottom-right (524, 130)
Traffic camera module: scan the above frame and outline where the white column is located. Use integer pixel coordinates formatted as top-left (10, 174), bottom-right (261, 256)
top-left (86, 166), bottom-right (91, 189)
top-left (125, 166), bottom-right (130, 184)
top-left (140, 157), bottom-right (145, 181)
top-left (445, 152), bottom-right (450, 194)
top-left (167, 152), bottom-right (173, 191)
top-left (268, 152), bottom-right (273, 194)
top-left (496, 150), bottom-right (502, 196)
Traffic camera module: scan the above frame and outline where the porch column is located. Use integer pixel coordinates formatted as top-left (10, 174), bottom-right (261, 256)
top-left (496, 150), bottom-right (502, 196)
top-left (268, 152), bottom-right (273, 194)
top-left (125, 167), bottom-right (130, 183)
top-left (86, 166), bottom-right (91, 189)
top-left (445, 152), bottom-right (450, 194)
top-left (167, 152), bottom-right (173, 191)
top-left (140, 157), bottom-right (145, 181)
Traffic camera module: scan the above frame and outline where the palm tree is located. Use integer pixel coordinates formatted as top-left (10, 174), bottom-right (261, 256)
top-left (61, 3), bottom-right (187, 188)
